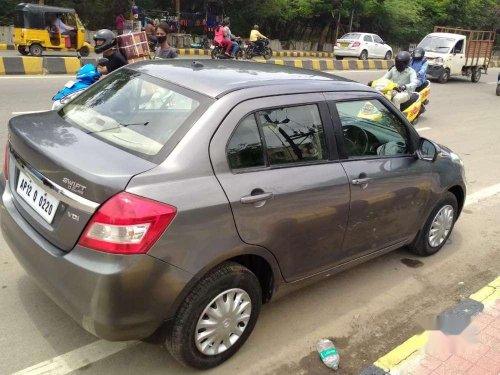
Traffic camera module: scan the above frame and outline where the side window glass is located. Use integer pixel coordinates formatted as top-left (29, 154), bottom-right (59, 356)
top-left (336, 100), bottom-right (410, 158)
top-left (364, 35), bottom-right (373, 42)
top-left (454, 40), bottom-right (464, 54)
top-left (227, 114), bottom-right (265, 170)
top-left (374, 36), bottom-right (384, 44)
top-left (257, 104), bottom-right (328, 165)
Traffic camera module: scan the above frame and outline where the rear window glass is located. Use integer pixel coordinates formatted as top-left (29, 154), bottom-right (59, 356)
top-left (340, 33), bottom-right (361, 40)
top-left (60, 69), bottom-right (208, 161)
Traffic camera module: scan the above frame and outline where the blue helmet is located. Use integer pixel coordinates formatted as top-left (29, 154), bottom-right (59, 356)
top-left (76, 64), bottom-right (101, 84)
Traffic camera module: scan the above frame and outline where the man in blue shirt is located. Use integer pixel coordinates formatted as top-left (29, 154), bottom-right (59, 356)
top-left (410, 47), bottom-right (429, 91)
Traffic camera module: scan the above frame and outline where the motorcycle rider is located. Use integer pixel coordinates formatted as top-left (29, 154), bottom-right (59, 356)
top-left (93, 29), bottom-right (127, 75)
top-left (250, 25), bottom-right (267, 54)
top-left (213, 22), bottom-right (232, 57)
top-left (378, 51), bottom-right (418, 109)
top-left (410, 47), bottom-right (429, 92)
top-left (223, 19), bottom-right (240, 58)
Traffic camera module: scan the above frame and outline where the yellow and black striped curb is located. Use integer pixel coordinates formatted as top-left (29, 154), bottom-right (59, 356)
top-left (0, 56), bottom-right (82, 75)
top-left (0, 56), bottom-right (395, 75)
top-left (0, 43), bottom-right (15, 51)
top-left (171, 49), bottom-right (336, 58)
top-left (253, 58), bottom-right (394, 71)
top-left (359, 276), bottom-right (500, 375)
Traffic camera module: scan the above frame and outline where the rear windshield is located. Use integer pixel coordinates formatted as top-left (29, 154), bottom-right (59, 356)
top-left (418, 36), bottom-right (456, 53)
top-left (340, 33), bottom-right (361, 40)
top-left (60, 69), bottom-right (209, 162)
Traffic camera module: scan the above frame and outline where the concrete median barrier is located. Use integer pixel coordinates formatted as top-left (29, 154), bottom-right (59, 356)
top-left (0, 55), bottom-right (395, 75)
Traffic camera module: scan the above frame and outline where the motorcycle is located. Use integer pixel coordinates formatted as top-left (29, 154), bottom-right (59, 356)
top-left (210, 38), bottom-right (244, 60)
top-left (52, 62), bottom-right (102, 110)
top-left (362, 78), bottom-right (424, 124)
top-left (245, 38), bottom-right (273, 60)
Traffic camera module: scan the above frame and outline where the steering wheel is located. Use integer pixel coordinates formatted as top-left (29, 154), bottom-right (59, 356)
top-left (343, 125), bottom-right (370, 156)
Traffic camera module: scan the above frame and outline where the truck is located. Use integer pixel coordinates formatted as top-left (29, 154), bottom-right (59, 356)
top-left (417, 26), bottom-right (496, 84)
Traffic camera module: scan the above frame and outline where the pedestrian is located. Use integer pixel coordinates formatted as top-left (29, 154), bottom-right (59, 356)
top-left (154, 22), bottom-right (178, 59)
top-left (115, 13), bottom-right (126, 35)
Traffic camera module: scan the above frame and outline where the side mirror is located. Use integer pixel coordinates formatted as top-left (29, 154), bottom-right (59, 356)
top-left (417, 138), bottom-right (439, 162)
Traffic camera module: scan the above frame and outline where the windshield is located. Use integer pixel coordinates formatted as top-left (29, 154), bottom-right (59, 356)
top-left (340, 33), bottom-right (361, 40)
top-left (418, 36), bottom-right (456, 53)
top-left (60, 69), bottom-right (207, 161)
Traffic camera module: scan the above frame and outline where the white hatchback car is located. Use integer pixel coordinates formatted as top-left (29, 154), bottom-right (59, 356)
top-left (334, 33), bottom-right (393, 61)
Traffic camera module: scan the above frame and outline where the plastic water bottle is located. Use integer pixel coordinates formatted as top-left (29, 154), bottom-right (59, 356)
top-left (317, 339), bottom-right (340, 370)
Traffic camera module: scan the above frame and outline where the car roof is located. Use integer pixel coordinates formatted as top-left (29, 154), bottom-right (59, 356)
top-left (16, 3), bottom-right (75, 14)
top-left (129, 59), bottom-right (360, 99)
top-left (427, 32), bottom-right (464, 40)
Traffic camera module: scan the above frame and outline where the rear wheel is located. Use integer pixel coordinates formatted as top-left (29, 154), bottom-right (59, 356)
top-left (335, 55), bottom-right (344, 60)
top-left (438, 68), bottom-right (450, 84)
top-left (29, 44), bottom-right (43, 57)
top-left (384, 51), bottom-right (392, 60)
top-left (408, 192), bottom-right (458, 256)
top-left (166, 262), bottom-right (262, 369)
top-left (471, 68), bottom-right (481, 83)
top-left (78, 46), bottom-right (90, 57)
top-left (359, 50), bottom-right (368, 60)
top-left (263, 47), bottom-right (272, 60)
top-left (17, 45), bottom-right (29, 56)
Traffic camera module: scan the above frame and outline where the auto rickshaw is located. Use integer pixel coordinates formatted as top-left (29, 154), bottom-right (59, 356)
top-left (14, 3), bottom-right (92, 57)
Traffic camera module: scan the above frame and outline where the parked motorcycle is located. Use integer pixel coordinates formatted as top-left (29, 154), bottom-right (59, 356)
top-left (363, 78), bottom-right (424, 124)
top-left (210, 38), bottom-right (244, 60)
top-left (245, 38), bottom-right (273, 60)
top-left (52, 63), bottom-right (102, 110)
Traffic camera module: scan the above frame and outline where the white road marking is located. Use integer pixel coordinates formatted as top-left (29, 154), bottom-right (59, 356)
top-left (11, 340), bottom-right (139, 375)
top-left (464, 183), bottom-right (500, 207)
top-left (12, 110), bottom-right (48, 115)
top-left (415, 127), bottom-right (432, 132)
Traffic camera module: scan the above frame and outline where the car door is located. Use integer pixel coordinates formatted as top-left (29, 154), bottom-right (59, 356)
top-left (363, 34), bottom-right (375, 57)
top-left (373, 35), bottom-right (388, 58)
top-left (449, 38), bottom-right (465, 75)
top-left (209, 94), bottom-right (351, 282)
top-left (325, 92), bottom-right (433, 261)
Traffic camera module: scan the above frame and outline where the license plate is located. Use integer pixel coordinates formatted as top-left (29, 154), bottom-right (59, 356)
top-left (16, 170), bottom-right (59, 224)
top-left (340, 43), bottom-right (350, 47)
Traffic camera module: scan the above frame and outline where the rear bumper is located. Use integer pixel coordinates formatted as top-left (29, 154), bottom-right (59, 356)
top-left (427, 64), bottom-right (445, 79)
top-left (0, 180), bottom-right (194, 341)
top-left (334, 48), bottom-right (361, 57)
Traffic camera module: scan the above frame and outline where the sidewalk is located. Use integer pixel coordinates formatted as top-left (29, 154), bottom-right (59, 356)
top-left (361, 277), bottom-right (500, 375)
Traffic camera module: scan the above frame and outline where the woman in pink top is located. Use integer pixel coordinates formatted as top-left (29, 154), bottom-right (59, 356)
top-left (115, 14), bottom-right (126, 35)
top-left (214, 24), bottom-right (232, 56)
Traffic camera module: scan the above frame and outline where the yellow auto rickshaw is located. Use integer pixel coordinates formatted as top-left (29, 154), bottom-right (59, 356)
top-left (14, 3), bottom-right (92, 57)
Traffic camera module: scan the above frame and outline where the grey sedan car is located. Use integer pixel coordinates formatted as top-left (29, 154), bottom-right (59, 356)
top-left (0, 60), bottom-right (465, 369)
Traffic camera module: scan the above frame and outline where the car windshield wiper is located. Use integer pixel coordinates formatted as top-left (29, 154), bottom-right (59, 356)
top-left (86, 121), bottom-right (149, 135)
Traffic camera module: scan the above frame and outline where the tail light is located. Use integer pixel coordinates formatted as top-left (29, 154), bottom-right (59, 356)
top-left (3, 143), bottom-right (9, 180)
top-left (78, 192), bottom-right (177, 255)
top-left (352, 41), bottom-right (361, 47)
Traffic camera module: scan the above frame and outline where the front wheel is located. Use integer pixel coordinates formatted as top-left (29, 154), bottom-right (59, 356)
top-left (471, 68), bottom-right (481, 83)
top-left (408, 192), bottom-right (458, 256)
top-left (210, 48), bottom-right (217, 60)
top-left (263, 47), bottom-right (272, 60)
top-left (166, 262), bottom-right (262, 369)
top-left (438, 68), bottom-right (450, 84)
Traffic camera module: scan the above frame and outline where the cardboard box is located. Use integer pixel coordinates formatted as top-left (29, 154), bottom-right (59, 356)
top-left (117, 31), bottom-right (150, 61)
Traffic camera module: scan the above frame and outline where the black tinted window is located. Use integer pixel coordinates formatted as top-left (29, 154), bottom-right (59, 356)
top-left (257, 104), bottom-right (328, 165)
top-left (336, 100), bottom-right (410, 158)
top-left (227, 115), bottom-right (265, 169)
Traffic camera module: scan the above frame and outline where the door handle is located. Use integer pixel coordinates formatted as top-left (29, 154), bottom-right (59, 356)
top-left (240, 192), bottom-right (274, 204)
top-left (351, 177), bottom-right (372, 185)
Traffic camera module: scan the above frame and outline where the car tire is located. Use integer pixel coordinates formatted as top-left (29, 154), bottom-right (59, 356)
top-left (384, 51), bottom-right (392, 60)
top-left (471, 68), bottom-right (481, 83)
top-left (438, 68), bottom-right (450, 84)
top-left (359, 50), bottom-right (368, 60)
top-left (29, 44), bottom-right (43, 57)
top-left (335, 55), bottom-right (344, 60)
top-left (408, 192), bottom-right (458, 257)
top-left (165, 262), bottom-right (262, 369)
